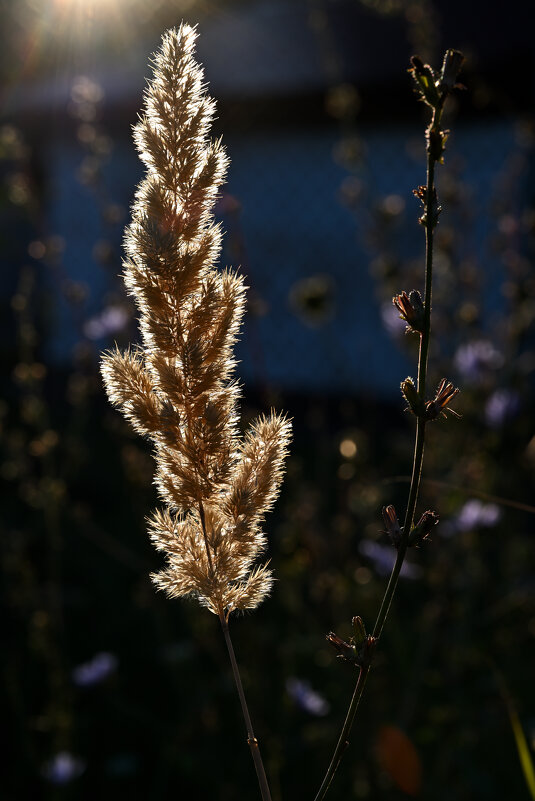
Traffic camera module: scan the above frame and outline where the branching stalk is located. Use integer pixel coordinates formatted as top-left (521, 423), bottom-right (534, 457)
top-left (374, 102), bottom-right (443, 639)
top-left (314, 51), bottom-right (463, 801)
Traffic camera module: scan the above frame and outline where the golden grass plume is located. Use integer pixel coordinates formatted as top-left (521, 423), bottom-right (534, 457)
top-left (101, 25), bottom-right (290, 618)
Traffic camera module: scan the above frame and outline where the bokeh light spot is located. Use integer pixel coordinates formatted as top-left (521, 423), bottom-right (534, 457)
top-left (339, 438), bottom-right (357, 458)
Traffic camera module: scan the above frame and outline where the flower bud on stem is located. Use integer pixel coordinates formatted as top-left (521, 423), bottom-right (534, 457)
top-left (393, 290), bottom-right (425, 333)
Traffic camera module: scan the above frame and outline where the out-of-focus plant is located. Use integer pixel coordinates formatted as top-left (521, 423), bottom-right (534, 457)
top-left (1, 123), bottom-right (78, 785)
top-left (1, 104), bottom-right (138, 799)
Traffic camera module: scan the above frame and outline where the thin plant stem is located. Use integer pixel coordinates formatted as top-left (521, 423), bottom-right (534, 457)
top-left (313, 666), bottom-right (370, 801)
top-left (374, 104), bottom-right (441, 640)
top-left (314, 95), bottom-right (447, 801)
top-left (219, 614), bottom-right (273, 801)
top-left (374, 416), bottom-right (425, 640)
top-left (198, 503), bottom-right (272, 801)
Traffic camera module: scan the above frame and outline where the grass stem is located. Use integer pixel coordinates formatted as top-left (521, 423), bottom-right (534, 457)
top-left (219, 614), bottom-right (273, 801)
top-left (199, 503), bottom-right (273, 801)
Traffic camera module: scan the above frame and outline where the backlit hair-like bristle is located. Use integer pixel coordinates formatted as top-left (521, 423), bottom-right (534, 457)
top-left (101, 24), bottom-right (290, 618)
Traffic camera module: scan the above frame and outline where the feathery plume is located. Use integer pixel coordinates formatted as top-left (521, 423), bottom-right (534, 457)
top-left (101, 25), bottom-right (290, 619)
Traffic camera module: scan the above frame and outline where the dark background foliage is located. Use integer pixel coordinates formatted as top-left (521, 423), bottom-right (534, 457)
top-left (1, 1), bottom-right (534, 799)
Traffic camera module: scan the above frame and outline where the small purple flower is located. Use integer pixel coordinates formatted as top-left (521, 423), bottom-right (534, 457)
top-left (286, 678), bottom-right (330, 716)
top-left (359, 540), bottom-right (421, 579)
top-left (72, 652), bottom-right (118, 687)
top-left (42, 752), bottom-right (85, 785)
top-left (454, 340), bottom-right (502, 382)
top-left (485, 389), bottom-right (520, 428)
top-left (84, 306), bottom-right (129, 340)
top-left (455, 499), bottom-right (501, 531)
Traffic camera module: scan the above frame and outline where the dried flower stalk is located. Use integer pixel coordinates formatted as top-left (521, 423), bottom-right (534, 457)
top-left (314, 49), bottom-right (464, 801)
top-left (101, 26), bottom-right (290, 800)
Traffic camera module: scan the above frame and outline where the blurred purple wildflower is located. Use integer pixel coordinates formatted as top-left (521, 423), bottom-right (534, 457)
top-left (485, 389), bottom-right (520, 427)
top-left (42, 752), bottom-right (85, 785)
top-left (359, 540), bottom-right (422, 579)
top-left (381, 300), bottom-right (406, 337)
top-left (72, 651), bottom-right (118, 687)
top-left (286, 678), bottom-right (330, 716)
top-left (84, 306), bottom-right (129, 340)
top-left (455, 499), bottom-right (502, 531)
top-left (454, 339), bottom-right (502, 382)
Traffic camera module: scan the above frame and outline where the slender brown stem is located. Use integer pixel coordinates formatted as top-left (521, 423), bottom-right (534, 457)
top-left (417, 114), bottom-right (438, 400)
top-left (313, 666), bottom-right (370, 801)
top-left (373, 416), bottom-right (425, 639)
top-left (219, 614), bottom-right (273, 801)
top-left (374, 106), bottom-right (443, 632)
top-left (373, 109), bottom-right (440, 639)
top-left (197, 503), bottom-right (272, 801)
top-left (314, 99), bottom-right (444, 801)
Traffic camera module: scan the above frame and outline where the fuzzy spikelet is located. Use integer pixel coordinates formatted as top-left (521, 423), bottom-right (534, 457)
top-left (101, 25), bottom-right (290, 617)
